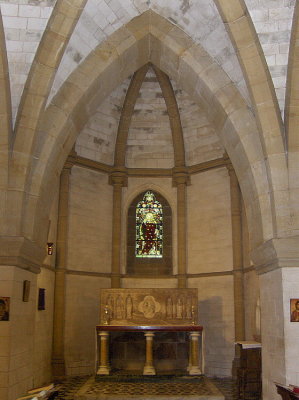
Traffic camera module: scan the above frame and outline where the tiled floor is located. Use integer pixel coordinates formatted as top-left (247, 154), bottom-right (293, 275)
top-left (54, 375), bottom-right (238, 400)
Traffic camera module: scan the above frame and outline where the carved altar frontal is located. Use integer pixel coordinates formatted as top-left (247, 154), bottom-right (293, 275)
top-left (100, 288), bottom-right (198, 326)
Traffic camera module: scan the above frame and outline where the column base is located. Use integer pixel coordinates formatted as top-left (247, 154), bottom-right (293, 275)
top-left (143, 365), bottom-right (156, 375)
top-left (189, 366), bottom-right (202, 375)
top-left (96, 366), bottom-right (110, 375)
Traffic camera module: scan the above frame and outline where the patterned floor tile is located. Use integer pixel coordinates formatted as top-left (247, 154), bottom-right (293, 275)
top-left (53, 375), bottom-right (238, 400)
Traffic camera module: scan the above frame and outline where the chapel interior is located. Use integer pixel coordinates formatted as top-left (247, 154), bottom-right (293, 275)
top-left (0, 1), bottom-right (298, 400)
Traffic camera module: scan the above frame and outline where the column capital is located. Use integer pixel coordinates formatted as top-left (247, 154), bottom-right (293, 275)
top-left (109, 167), bottom-right (128, 187)
top-left (226, 162), bottom-right (236, 177)
top-left (223, 153), bottom-right (236, 175)
top-left (144, 332), bottom-right (155, 338)
top-left (190, 331), bottom-right (201, 339)
top-left (98, 331), bottom-right (110, 338)
top-left (251, 236), bottom-right (299, 274)
top-left (65, 148), bottom-right (77, 170)
top-left (172, 166), bottom-right (190, 186)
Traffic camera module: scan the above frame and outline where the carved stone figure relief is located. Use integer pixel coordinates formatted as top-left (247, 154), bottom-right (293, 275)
top-left (100, 288), bottom-right (198, 326)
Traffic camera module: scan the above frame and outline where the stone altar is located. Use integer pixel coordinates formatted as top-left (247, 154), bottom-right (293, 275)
top-left (99, 288), bottom-right (199, 326)
top-left (97, 289), bottom-right (203, 376)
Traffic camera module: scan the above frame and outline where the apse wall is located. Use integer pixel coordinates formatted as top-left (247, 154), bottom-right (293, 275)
top-left (187, 168), bottom-right (235, 377)
top-left (63, 165), bottom-right (236, 377)
top-left (33, 180), bottom-right (59, 389)
top-left (64, 166), bottom-right (112, 375)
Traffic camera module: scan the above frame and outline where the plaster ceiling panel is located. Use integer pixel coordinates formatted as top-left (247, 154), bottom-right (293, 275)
top-left (0, 0), bottom-right (56, 121)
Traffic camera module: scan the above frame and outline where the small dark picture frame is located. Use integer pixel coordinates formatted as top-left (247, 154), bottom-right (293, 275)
top-left (0, 297), bottom-right (10, 321)
top-left (38, 288), bottom-right (46, 310)
top-left (290, 299), bottom-right (299, 322)
top-left (23, 280), bottom-right (30, 302)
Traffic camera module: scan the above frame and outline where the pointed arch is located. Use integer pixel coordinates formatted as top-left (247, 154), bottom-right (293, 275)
top-left (8, 0), bottom-right (87, 237)
top-left (0, 8), bottom-right (12, 234)
top-left (152, 65), bottom-right (185, 167)
top-left (114, 63), bottom-right (186, 168)
top-left (20, 10), bottom-right (287, 254)
top-left (114, 64), bottom-right (150, 167)
top-left (285, 1), bottom-right (299, 233)
top-left (214, 0), bottom-right (289, 240)
top-left (127, 189), bottom-right (172, 275)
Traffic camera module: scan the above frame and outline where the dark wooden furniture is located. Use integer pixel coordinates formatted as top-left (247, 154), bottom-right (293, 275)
top-left (96, 325), bottom-right (203, 376)
top-left (236, 342), bottom-right (262, 400)
top-left (276, 384), bottom-right (299, 400)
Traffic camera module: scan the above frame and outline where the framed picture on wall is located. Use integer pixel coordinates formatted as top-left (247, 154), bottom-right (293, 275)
top-left (23, 280), bottom-right (30, 302)
top-left (38, 288), bottom-right (46, 310)
top-left (0, 297), bottom-right (10, 321)
top-left (290, 299), bottom-right (299, 322)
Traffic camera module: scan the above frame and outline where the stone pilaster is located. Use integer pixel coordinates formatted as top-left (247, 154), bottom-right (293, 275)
top-left (52, 162), bottom-right (72, 377)
top-left (173, 167), bottom-right (190, 288)
top-left (109, 169), bottom-right (127, 288)
top-left (227, 164), bottom-right (245, 341)
top-left (251, 237), bottom-right (299, 400)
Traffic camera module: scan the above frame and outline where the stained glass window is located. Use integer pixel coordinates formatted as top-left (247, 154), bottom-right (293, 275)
top-left (135, 191), bottom-right (163, 258)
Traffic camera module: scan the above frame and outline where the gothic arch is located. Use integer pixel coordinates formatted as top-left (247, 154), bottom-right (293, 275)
top-left (8, 0), bottom-right (87, 238)
top-left (114, 63), bottom-right (185, 168)
top-left (0, 8), bottom-right (11, 233)
top-left (17, 10), bottom-right (288, 257)
top-left (214, 0), bottom-right (290, 239)
top-left (285, 1), bottom-right (299, 233)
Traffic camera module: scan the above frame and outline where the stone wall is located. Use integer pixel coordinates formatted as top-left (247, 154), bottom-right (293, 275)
top-left (189, 275), bottom-right (235, 377)
top-left (33, 268), bottom-right (55, 388)
top-left (64, 274), bottom-right (110, 376)
top-left (282, 268), bottom-right (299, 387)
top-left (68, 166), bottom-right (113, 273)
top-left (244, 270), bottom-right (260, 341)
top-left (0, 266), bottom-right (37, 400)
top-left (244, 0), bottom-right (295, 113)
top-left (0, 0), bottom-right (55, 121)
top-left (63, 166), bottom-right (237, 377)
top-left (187, 168), bottom-right (233, 274)
top-left (260, 268), bottom-right (285, 400)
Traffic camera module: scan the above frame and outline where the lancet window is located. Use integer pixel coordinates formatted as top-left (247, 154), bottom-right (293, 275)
top-left (127, 190), bottom-right (172, 275)
top-left (135, 191), bottom-right (163, 258)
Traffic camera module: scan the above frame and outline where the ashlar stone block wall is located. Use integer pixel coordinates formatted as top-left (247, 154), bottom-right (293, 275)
top-left (63, 165), bottom-right (240, 377)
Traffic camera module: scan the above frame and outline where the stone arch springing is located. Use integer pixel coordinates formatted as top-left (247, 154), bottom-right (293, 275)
top-left (20, 10), bottom-right (284, 256)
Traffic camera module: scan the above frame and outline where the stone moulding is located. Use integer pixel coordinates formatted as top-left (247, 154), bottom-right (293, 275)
top-left (100, 288), bottom-right (199, 326)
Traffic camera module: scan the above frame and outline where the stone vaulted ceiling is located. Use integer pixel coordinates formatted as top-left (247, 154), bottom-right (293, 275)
top-left (0, 0), bottom-right (298, 251)
top-left (0, 0), bottom-right (295, 123)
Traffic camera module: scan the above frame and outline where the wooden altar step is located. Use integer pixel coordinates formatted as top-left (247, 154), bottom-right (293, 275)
top-left (74, 375), bottom-right (225, 400)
